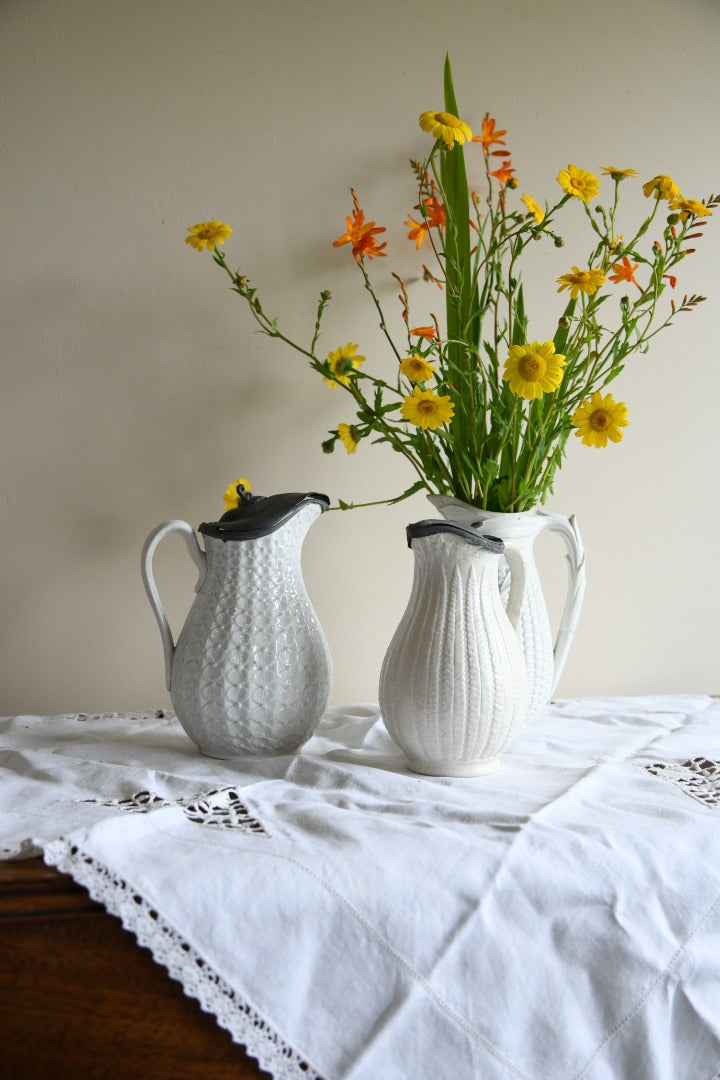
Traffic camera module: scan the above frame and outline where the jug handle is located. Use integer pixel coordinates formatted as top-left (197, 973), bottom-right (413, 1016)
top-left (538, 511), bottom-right (586, 692)
top-left (502, 544), bottom-right (527, 635)
top-left (141, 520), bottom-right (207, 691)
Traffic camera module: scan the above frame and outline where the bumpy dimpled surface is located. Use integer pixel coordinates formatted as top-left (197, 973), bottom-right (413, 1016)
top-left (171, 506), bottom-right (332, 757)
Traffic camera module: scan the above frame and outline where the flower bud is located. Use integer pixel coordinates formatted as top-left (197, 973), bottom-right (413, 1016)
top-left (507, 177), bottom-right (519, 189)
top-left (666, 214), bottom-right (679, 226)
top-left (321, 437), bottom-right (336, 454)
top-left (554, 236), bottom-right (565, 248)
top-left (532, 231), bottom-right (542, 241)
top-left (321, 290), bottom-right (333, 301)
top-left (558, 316), bottom-right (570, 329)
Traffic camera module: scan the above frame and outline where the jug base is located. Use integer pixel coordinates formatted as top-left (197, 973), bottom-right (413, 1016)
top-left (199, 746), bottom-right (300, 761)
top-left (405, 756), bottom-right (499, 778)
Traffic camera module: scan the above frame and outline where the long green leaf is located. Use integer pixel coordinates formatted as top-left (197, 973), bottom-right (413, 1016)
top-left (441, 56), bottom-right (476, 361)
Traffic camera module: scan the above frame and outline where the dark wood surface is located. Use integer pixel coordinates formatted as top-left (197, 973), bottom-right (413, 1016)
top-left (0, 857), bottom-right (274, 1079)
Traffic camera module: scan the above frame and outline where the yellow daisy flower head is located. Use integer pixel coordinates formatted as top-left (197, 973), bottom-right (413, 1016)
top-left (557, 266), bottom-right (607, 299)
top-left (600, 166), bottom-right (638, 181)
top-left (324, 342), bottom-right (366, 388)
top-left (400, 386), bottom-right (455, 430)
top-left (419, 110), bottom-right (473, 149)
top-left (185, 220), bottom-right (233, 252)
top-left (572, 391), bottom-right (629, 448)
top-left (557, 164), bottom-right (600, 203)
top-left (399, 354), bottom-right (436, 384)
top-left (503, 342), bottom-right (566, 401)
top-left (337, 423), bottom-right (359, 454)
top-left (520, 194), bottom-right (544, 224)
top-left (642, 174), bottom-right (680, 202)
top-left (669, 196), bottom-right (712, 222)
top-left (223, 476), bottom-right (252, 511)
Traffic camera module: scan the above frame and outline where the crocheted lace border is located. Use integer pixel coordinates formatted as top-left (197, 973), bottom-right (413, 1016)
top-left (43, 838), bottom-right (324, 1080)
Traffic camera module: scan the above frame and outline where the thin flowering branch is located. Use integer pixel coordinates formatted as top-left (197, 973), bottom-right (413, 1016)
top-left (188, 58), bottom-right (716, 512)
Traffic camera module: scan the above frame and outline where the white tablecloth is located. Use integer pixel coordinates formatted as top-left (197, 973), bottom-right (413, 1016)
top-left (2, 696), bottom-right (720, 1080)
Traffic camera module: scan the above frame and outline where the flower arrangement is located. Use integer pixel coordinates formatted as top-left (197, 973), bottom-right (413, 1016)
top-left (186, 57), bottom-right (716, 513)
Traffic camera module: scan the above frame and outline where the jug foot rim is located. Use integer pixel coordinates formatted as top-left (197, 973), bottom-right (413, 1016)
top-left (405, 756), bottom-right (499, 778)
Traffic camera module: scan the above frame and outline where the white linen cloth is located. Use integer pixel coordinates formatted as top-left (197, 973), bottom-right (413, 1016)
top-left (1, 695), bottom-right (720, 1080)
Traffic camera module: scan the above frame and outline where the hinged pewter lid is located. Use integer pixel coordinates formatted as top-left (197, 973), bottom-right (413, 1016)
top-left (199, 485), bottom-right (330, 542)
top-left (406, 519), bottom-right (505, 552)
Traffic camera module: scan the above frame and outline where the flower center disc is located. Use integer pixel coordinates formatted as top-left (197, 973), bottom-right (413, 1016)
top-left (418, 400), bottom-right (436, 414)
top-left (590, 409), bottom-right (611, 431)
top-left (518, 352), bottom-right (546, 381)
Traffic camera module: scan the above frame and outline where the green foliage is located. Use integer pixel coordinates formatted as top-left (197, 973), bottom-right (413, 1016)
top-left (203, 64), bottom-right (717, 512)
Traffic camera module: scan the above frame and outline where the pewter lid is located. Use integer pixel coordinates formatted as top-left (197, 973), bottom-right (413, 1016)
top-left (199, 488), bottom-right (330, 541)
top-left (406, 519), bottom-right (504, 552)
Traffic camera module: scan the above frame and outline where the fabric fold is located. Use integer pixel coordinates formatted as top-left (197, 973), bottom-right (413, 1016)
top-left (2, 695), bottom-right (719, 1079)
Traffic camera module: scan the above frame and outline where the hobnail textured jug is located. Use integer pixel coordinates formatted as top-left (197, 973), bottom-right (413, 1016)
top-left (142, 489), bottom-right (332, 758)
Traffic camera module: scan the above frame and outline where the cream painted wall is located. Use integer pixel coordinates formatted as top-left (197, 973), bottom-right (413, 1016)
top-left (1, 0), bottom-right (719, 716)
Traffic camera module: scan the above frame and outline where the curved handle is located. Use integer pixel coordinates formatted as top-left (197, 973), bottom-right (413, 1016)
top-left (538, 511), bottom-right (586, 692)
top-left (502, 544), bottom-right (527, 637)
top-left (141, 520), bottom-right (207, 691)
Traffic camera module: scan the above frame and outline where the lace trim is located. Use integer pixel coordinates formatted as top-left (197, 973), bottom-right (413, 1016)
top-left (1, 836), bottom-right (41, 860)
top-left (73, 710), bottom-right (172, 722)
top-left (643, 757), bottom-right (720, 809)
top-left (79, 786), bottom-right (269, 835)
top-left (42, 839), bottom-right (323, 1080)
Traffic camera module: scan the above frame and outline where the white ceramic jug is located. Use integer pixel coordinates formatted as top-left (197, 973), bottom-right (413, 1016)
top-left (428, 496), bottom-right (586, 719)
top-left (379, 520), bottom-right (528, 777)
top-left (142, 490), bottom-right (332, 758)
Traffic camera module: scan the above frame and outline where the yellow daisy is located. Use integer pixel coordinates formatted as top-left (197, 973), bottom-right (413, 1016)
top-left (223, 476), bottom-right (252, 511)
top-left (557, 164), bottom-right (600, 203)
top-left (503, 342), bottom-right (566, 400)
top-left (557, 266), bottom-right (607, 299)
top-left (600, 166), bottom-right (638, 181)
top-left (324, 343), bottom-right (366, 388)
top-left (572, 392), bottom-right (629, 448)
top-left (520, 194), bottom-right (544, 224)
top-left (419, 110), bottom-right (473, 149)
top-left (399, 355), bottom-right (436, 383)
top-left (642, 174), bottom-right (680, 202)
top-left (337, 423), bottom-right (359, 454)
top-left (185, 220), bottom-right (233, 252)
top-left (401, 386), bottom-right (455, 430)
top-left (669, 196), bottom-right (712, 222)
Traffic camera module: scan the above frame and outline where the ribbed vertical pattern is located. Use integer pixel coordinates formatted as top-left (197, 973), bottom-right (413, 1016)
top-left (429, 498), bottom-right (562, 719)
top-left (170, 505), bottom-right (332, 758)
top-left (379, 534), bottom-right (527, 776)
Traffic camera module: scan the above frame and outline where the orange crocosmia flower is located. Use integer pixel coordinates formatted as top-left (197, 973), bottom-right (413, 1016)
top-left (664, 274), bottom-right (677, 289)
top-left (609, 256), bottom-right (641, 288)
top-left (410, 325), bottom-right (437, 339)
top-left (405, 196), bottom-right (446, 249)
top-left (333, 204), bottom-right (387, 264)
top-left (405, 214), bottom-right (428, 250)
top-left (472, 116), bottom-right (507, 156)
top-left (422, 196), bottom-right (445, 229)
top-left (490, 160), bottom-right (515, 188)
